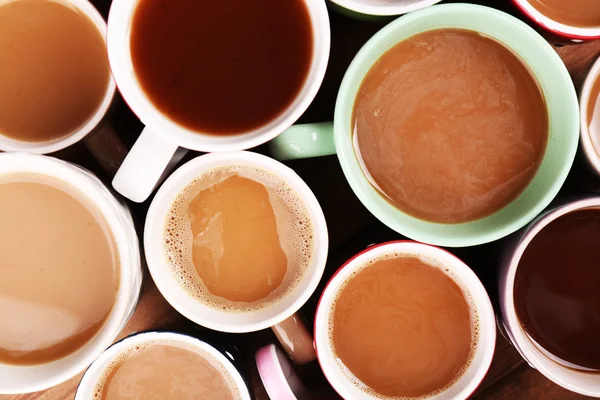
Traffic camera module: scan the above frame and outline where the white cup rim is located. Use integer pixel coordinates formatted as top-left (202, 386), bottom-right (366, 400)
top-left (580, 56), bottom-right (600, 176)
top-left (144, 151), bottom-right (328, 333)
top-left (107, 0), bottom-right (330, 153)
top-left (0, 0), bottom-right (116, 154)
top-left (0, 153), bottom-right (141, 394)
top-left (314, 241), bottom-right (496, 400)
top-left (329, 0), bottom-right (442, 16)
top-left (74, 331), bottom-right (252, 400)
top-left (512, 0), bottom-right (600, 40)
top-left (502, 196), bottom-right (600, 396)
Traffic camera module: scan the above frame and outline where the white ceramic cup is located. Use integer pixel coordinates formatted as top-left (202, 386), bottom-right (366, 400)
top-left (499, 196), bottom-right (600, 397)
top-left (144, 151), bottom-right (328, 363)
top-left (107, 0), bottom-right (331, 203)
top-left (329, 0), bottom-right (441, 18)
top-left (512, 0), bottom-right (600, 40)
top-left (75, 331), bottom-right (252, 400)
top-left (0, 0), bottom-right (116, 154)
top-left (314, 241), bottom-right (496, 400)
top-left (0, 153), bottom-right (142, 395)
top-left (580, 56), bottom-right (600, 177)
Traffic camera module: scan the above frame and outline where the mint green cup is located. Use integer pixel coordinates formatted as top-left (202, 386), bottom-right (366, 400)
top-left (270, 3), bottom-right (579, 247)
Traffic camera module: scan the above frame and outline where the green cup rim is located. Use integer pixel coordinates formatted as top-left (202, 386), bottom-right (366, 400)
top-left (333, 3), bottom-right (579, 247)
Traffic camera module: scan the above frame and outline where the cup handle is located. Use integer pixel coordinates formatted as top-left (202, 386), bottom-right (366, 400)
top-left (269, 122), bottom-right (335, 161)
top-left (112, 127), bottom-right (187, 203)
top-left (271, 314), bottom-right (316, 365)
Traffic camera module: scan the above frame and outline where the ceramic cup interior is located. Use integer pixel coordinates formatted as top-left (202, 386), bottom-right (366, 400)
top-left (512, 0), bottom-right (600, 40)
top-left (0, 0), bottom-right (116, 154)
top-left (75, 331), bottom-right (252, 400)
top-left (144, 151), bottom-right (328, 333)
top-left (0, 153), bottom-right (141, 395)
top-left (314, 241), bottom-right (496, 400)
top-left (501, 197), bottom-right (600, 397)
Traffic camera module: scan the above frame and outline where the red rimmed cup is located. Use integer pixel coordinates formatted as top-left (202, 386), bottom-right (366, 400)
top-left (512, 0), bottom-right (600, 41)
top-left (313, 241), bottom-right (496, 400)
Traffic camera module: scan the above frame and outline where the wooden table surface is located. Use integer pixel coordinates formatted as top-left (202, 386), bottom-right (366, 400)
top-left (3, 1), bottom-right (600, 399)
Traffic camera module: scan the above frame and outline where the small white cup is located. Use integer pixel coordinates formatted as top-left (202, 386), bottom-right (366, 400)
top-left (329, 0), bottom-right (441, 18)
top-left (144, 151), bottom-right (328, 361)
top-left (75, 331), bottom-right (252, 400)
top-left (579, 56), bottom-right (600, 177)
top-left (314, 241), bottom-right (496, 400)
top-left (0, 153), bottom-right (142, 395)
top-left (0, 0), bottom-right (116, 154)
top-left (498, 196), bottom-right (600, 397)
top-left (107, 0), bottom-right (331, 203)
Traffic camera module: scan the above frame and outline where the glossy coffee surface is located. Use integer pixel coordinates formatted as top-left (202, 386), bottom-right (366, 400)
top-left (515, 208), bottom-right (600, 370)
top-left (354, 29), bottom-right (548, 223)
top-left (0, 0), bottom-right (110, 142)
top-left (331, 255), bottom-right (474, 398)
top-left (131, 0), bottom-right (313, 135)
top-left (0, 174), bottom-right (118, 365)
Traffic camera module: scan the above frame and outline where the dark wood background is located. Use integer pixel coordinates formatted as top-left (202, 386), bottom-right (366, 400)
top-left (3, 1), bottom-right (600, 399)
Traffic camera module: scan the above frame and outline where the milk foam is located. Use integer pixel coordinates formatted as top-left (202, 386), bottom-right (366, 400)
top-left (164, 166), bottom-right (314, 312)
top-left (328, 252), bottom-right (480, 400)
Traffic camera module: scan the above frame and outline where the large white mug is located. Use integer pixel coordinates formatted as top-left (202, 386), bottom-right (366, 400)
top-left (314, 241), bottom-right (496, 400)
top-left (107, 0), bottom-right (331, 203)
top-left (498, 196), bottom-right (600, 397)
top-left (144, 151), bottom-right (328, 365)
top-left (0, 0), bottom-right (116, 155)
top-left (0, 153), bottom-right (142, 394)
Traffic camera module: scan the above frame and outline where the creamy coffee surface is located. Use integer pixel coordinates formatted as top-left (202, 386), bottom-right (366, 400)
top-left (0, 174), bottom-right (118, 365)
top-left (331, 254), bottom-right (478, 398)
top-left (354, 29), bottom-right (548, 223)
top-left (0, 0), bottom-right (110, 142)
top-left (96, 341), bottom-right (240, 400)
top-left (165, 166), bottom-right (313, 312)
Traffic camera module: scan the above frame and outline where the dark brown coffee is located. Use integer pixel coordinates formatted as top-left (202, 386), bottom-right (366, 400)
top-left (353, 29), bottom-right (548, 224)
top-left (528, 0), bottom-right (600, 28)
top-left (515, 208), bottom-right (600, 370)
top-left (130, 0), bottom-right (313, 136)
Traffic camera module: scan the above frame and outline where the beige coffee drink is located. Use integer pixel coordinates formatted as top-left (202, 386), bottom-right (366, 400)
top-left (94, 339), bottom-right (241, 400)
top-left (0, 173), bottom-right (119, 365)
top-left (164, 166), bottom-right (314, 312)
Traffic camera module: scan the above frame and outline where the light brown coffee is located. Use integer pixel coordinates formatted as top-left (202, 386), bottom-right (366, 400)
top-left (165, 166), bottom-right (313, 312)
top-left (331, 254), bottom-right (477, 398)
top-left (0, 0), bottom-right (110, 142)
top-left (589, 76), bottom-right (600, 157)
top-left (0, 174), bottom-right (118, 365)
top-left (96, 340), bottom-right (240, 400)
top-left (354, 28), bottom-right (548, 223)
top-left (528, 0), bottom-right (600, 28)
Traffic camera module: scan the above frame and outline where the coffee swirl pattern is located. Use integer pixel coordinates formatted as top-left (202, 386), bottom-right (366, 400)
top-left (330, 255), bottom-right (478, 398)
